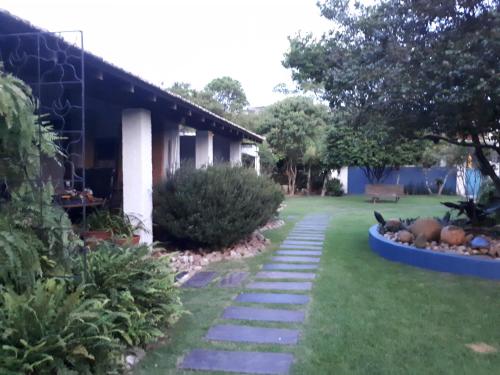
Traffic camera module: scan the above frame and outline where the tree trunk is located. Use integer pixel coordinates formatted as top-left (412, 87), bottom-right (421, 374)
top-left (472, 134), bottom-right (500, 193)
top-left (321, 172), bottom-right (328, 197)
top-left (306, 164), bottom-right (312, 195)
top-left (437, 170), bottom-right (452, 195)
top-left (422, 168), bottom-right (434, 195)
top-left (286, 161), bottom-right (297, 196)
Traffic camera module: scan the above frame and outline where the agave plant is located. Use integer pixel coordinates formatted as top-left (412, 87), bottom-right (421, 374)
top-left (441, 199), bottom-right (500, 225)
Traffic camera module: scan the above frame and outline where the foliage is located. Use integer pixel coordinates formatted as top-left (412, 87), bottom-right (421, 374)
top-left (0, 279), bottom-right (123, 375)
top-left (153, 165), bottom-right (283, 248)
top-left (323, 118), bottom-right (426, 183)
top-left (285, 0), bottom-right (500, 192)
top-left (77, 243), bottom-right (183, 346)
top-left (259, 97), bottom-right (330, 194)
top-left (169, 76), bottom-right (249, 119)
top-left (441, 199), bottom-right (500, 225)
top-left (204, 76), bottom-right (249, 114)
top-left (0, 227), bottom-right (43, 293)
top-left (325, 178), bottom-right (344, 196)
top-left (86, 209), bottom-right (145, 238)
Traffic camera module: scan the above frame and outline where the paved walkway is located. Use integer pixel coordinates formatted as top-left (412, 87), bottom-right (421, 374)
top-left (180, 214), bottom-right (330, 374)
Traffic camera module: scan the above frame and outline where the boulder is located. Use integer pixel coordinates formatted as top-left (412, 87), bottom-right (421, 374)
top-left (397, 230), bottom-right (414, 243)
top-left (440, 225), bottom-right (466, 246)
top-left (413, 234), bottom-right (427, 248)
top-left (470, 236), bottom-right (490, 249)
top-left (409, 218), bottom-right (443, 241)
top-left (385, 219), bottom-right (402, 232)
top-left (465, 234), bottom-right (474, 244)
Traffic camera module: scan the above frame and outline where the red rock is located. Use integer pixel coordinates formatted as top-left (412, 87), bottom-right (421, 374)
top-left (409, 218), bottom-right (442, 241)
top-left (440, 225), bottom-right (466, 246)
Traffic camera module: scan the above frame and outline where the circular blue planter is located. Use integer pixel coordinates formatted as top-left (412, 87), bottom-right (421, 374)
top-left (369, 225), bottom-right (500, 280)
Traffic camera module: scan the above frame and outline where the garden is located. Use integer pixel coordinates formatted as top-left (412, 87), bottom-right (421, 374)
top-left (0, 67), bottom-right (284, 373)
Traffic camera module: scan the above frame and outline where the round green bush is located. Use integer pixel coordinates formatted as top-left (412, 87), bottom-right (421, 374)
top-left (326, 178), bottom-right (344, 196)
top-left (153, 165), bottom-right (284, 248)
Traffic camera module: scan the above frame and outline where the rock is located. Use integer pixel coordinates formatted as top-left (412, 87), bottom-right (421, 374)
top-left (440, 225), bottom-right (466, 246)
top-left (409, 218), bottom-right (442, 241)
top-left (470, 236), bottom-right (490, 249)
top-left (414, 234), bottom-right (427, 248)
top-left (397, 230), bottom-right (414, 243)
top-left (465, 234), bottom-right (474, 243)
top-left (385, 219), bottom-right (402, 232)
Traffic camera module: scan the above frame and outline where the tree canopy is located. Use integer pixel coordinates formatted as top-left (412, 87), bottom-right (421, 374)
top-left (285, 0), bottom-right (500, 189)
top-left (323, 112), bottom-right (426, 183)
top-left (204, 76), bottom-right (249, 114)
top-left (259, 96), bottom-right (330, 194)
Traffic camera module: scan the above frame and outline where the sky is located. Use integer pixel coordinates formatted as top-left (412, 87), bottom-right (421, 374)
top-left (1, 0), bottom-right (333, 107)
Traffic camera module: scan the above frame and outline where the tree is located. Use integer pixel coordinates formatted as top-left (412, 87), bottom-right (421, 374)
top-left (204, 76), bottom-right (249, 115)
top-left (259, 97), bottom-right (329, 195)
top-left (421, 143), bottom-right (469, 195)
top-left (322, 112), bottom-right (426, 184)
top-left (168, 81), bottom-right (225, 116)
top-left (284, 0), bottom-right (500, 191)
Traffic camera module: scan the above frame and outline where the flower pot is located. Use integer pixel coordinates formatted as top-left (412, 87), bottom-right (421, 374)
top-left (113, 234), bottom-right (141, 246)
top-left (81, 230), bottom-right (112, 241)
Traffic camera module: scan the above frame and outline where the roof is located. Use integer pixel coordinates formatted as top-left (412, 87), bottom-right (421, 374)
top-left (0, 9), bottom-right (264, 143)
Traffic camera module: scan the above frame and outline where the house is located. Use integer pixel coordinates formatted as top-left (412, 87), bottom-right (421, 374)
top-left (0, 10), bottom-right (264, 243)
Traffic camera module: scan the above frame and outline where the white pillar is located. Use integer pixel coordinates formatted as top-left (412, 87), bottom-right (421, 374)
top-left (122, 109), bottom-right (153, 244)
top-left (255, 150), bottom-right (261, 175)
top-left (229, 140), bottom-right (242, 166)
top-left (195, 130), bottom-right (213, 168)
top-left (163, 124), bottom-right (180, 178)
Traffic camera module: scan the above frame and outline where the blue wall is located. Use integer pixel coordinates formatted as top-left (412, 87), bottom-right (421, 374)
top-left (347, 167), bottom-right (457, 195)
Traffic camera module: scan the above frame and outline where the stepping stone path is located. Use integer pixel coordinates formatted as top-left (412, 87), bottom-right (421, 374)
top-left (222, 306), bottom-right (305, 323)
top-left (182, 271), bottom-right (217, 288)
top-left (180, 213), bottom-right (330, 374)
top-left (219, 272), bottom-right (249, 288)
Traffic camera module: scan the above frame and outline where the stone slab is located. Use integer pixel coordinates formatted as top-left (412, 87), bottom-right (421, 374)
top-left (272, 256), bottom-right (321, 263)
top-left (219, 272), bottom-right (249, 288)
top-left (182, 272), bottom-right (217, 288)
top-left (287, 235), bottom-right (324, 240)
top-left (235, 292), bottom-right (310, 304)
top-left (263, 263), bottom-right (318, 270)
top-left (222, 306), bottom-right (305, 323)
top-left (247, 281), bottom-right (313, 291)
top-left (277, 250), bottom-right (322, 256)
top-left (280, 245), bottom-right (323, 250)
top-left (180, 349), bottom-right (294, 374)
top-left (206, 324), bottom-right (299, 345)
top-left (256, 271), bottom-right (316, 280)
top-left (282, 240), bottom-right (323, 247)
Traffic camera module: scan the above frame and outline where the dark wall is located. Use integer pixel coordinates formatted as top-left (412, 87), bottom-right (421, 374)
top-left (347, 167), bottom-right (457, 195)
top-left (180, 136), bottom-right (196, 167)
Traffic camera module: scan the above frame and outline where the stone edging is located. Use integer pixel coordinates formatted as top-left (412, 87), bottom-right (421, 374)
top-left (369, 225), bottom-right (500, 281)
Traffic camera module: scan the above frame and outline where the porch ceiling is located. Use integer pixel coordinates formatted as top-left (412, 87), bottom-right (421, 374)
top-left (0, 9), bottom-right (264, 143)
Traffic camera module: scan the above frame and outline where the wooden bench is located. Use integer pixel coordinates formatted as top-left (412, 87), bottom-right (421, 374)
top-left (365, 184), bottom-right (404, 202)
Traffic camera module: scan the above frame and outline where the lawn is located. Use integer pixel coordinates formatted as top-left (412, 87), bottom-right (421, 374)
top-left (134, 195), bottom-right (500, 375)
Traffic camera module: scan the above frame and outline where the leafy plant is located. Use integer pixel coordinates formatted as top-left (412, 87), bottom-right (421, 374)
top-left (0, 279), bottom-right (123, 374)
top-left (325, 178), bottom-right (344, 196)
top-left (87, 209), bottom-right (145, 238)
top-left (77, 243), bottom-right (183, 346)
top-left (154, 165), bottom-right (283, 248)
top-left (441, 199), bottom-right (500, 225)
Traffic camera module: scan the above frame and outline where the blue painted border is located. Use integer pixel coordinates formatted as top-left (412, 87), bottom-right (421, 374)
top-left (369, 225), bottom-right (500, 280)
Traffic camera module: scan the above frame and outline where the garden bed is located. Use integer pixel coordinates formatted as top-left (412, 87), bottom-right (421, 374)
top-left (369, 225), bottom-right (500, 280)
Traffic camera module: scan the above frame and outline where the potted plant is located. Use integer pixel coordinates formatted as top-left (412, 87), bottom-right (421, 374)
top-left (81, 209), bottom-right (113, 241)
top-left (109, 211), bottom-right (146, 246)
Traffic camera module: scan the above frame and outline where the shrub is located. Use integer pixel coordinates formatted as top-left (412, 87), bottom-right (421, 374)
top-left (78, 243), bottom-right (183, 346)
top-left (0, 279), bottom-right (123, 374)
top-left (325, 178), bottom-right (344, 196)
top-left (154, 165), bottom-right (283, 248)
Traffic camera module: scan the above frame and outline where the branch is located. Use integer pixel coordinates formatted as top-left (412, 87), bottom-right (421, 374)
top-left (422, 134), bottom-right (500, 153)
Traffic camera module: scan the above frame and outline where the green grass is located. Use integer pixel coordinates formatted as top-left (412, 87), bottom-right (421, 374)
top-left (134, 195), bottom-right (500, 375)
